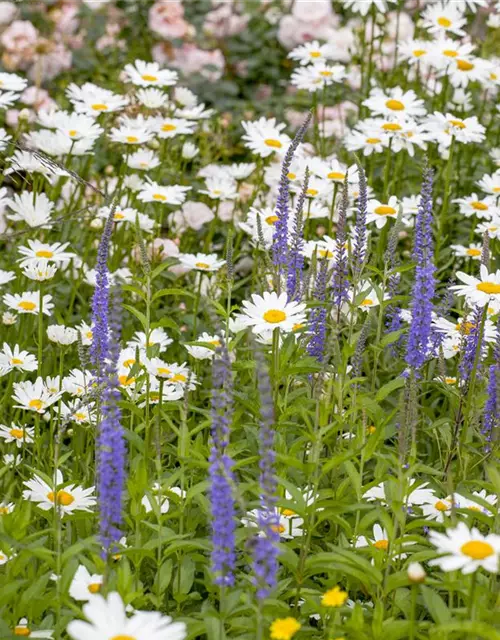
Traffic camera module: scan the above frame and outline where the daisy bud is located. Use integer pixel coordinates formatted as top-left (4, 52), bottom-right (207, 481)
top-left (182, 141), bottom-right (198, 160)
top-left (105, 165), bottom-right (114, 175)
top-left (90, 218), bottom-right (104, 230)
top-left (19, 108), bottom-right (31, 121)
top-left (148, 138), bottom-right (160, 150)
top-left (407, 562), bottom-right (426, 583)
top-left (2, 312), bottom-right (16, 325)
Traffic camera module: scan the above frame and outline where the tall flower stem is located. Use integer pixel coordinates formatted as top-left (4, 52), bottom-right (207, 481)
top-left (438, 136), bottom-right (455, 256)
top-left (38, 284), bottom-right (43, 377)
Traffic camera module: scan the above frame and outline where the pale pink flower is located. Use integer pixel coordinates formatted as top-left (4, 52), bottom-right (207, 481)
top-left (0, 2), bottom-right (18, 26)
top-left (154, 43), bottom-right (225, 82)
top-left (203, 4), bottom-right (249, 38)
top-left (1, 20), bottom-right (37, 54)
top-left (148, 1), bottom-right (189, 39)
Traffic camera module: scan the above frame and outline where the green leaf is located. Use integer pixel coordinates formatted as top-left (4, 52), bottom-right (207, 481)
top-left (420, 584), bottom-right (451, 624)
top-left (152, 288), bottom-right (195, 302)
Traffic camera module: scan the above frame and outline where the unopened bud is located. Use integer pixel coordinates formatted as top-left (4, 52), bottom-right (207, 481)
top-left (408, 562), bottom-right (426, 583)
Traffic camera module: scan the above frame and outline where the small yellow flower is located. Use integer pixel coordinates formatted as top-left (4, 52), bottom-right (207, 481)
top-left (321, 585), bottom-right (348, 607)
top-left (270, 617), bottom-right (301, 640)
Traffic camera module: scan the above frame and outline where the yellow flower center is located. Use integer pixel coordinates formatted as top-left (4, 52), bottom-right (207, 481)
top-left (318, 249), bottom-right (334, 258)
top-left (287, 172), bottom-right (296, 180)
top-left (385, 99), bottom-right (405, 111)
top-left (161, 123), bottom-right (177, 132)
top-left (86, 331), bottom-right (93, 339)
top-left (265, 215), bottom-right (279, 225)
top-left (437, 16), bottom-right (452, 27)
top-left (444, 377), bottom-right (456, 385)
top-left (126, 136), bottom-right (138, 143)
top-left (461, 540), bottom-right (494, 559)
top-left (281, 508), bottom-right (296, 517)
top-left (382, 123), bottom-right (402, 131)
top-left (153, 193), bottom-right (167, 201)
top-left (35, 250), bottom-right (53, 258)
top-left (373, 539), bottom-right (389, 550)
top-left (141, 74), bottom-right (158, 82)
top-left (195, 262), bottom-right (210, 269)
top-left (263, 309), bottom-right (287, 324)
top-left (457, 59), bottom-right (474, 71)
top-left (412, 49), bottom-right (426, 57)
top-left (110, 636), bottom-right (136, 640)
top-left (91, 103), bottom-right (108, 111)
top-left (477, 282), bottom-right (500, 295)
top-left (466, 248), bottom-right (481, 256)
top-left (28, 399), bottom-right (43, 410)
top-left (209, 340), bottom-right (221, 346)
top-left (493, 187), bottom-right (500, 193)
top-left (366, 137), bottom-right (381, 144)
top-left (449, 119), bottom-right (466, 129)
top-left (0, 506), bottom-right (9, 514)
top-left (271, 524), bottom-right (286, 534)
top-left (9, 428), bottom-right (24, 439)
top-left (171, 373), bottom-right (187, 382)
top-left (435, 500), bottom-right (450, 511)
top-left (306, 188), bottom-right (318, 196)
top-left (74, 412), bottom-right (86, 421)
top-left (367, 425), bottom-right (377, 434)
top-left (123, 358), bottom-right (135, 368)
top-left (443, 49), bottom-right (458, 57)
top-left (88, 583), bottom-right (101, 594)
top-left (14, 627), bottom-right (31, 637)
top-left (157, 367), bottom-right (171, 376)
top-left (114, 212), bottom-right (125, 220)
top-left (327, 171), bottom-right (345, 180)
top-left (471, 201), bottom-right (488, 211)
top-left (374, 205), bottom-right (396, 215)
top-left (264, 138), bottom-right (282, 149)
top-left (47, 490), bottom-right (75, 506)
top-left (310, 51), bottom-right (321, 58)
top-left (292, 323), bottom-right (304, 331)
top-left (10, 358), bottom-right (23, 365)
top-left (319, 70), bottom-right (332, 77)
top-left (360, 298), bottom-right (373, 306)
top-left (118, 375), bottom-right (135, 386)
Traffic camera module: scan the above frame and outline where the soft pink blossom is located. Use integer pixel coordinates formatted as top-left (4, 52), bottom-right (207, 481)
top-left (149, 1), bottom-right (189, 39)
top-left (203, 4), bottom-right (249, 38)
top-left (1, 20), bottom-right (38, 54)
top-left (0, 2), bottom-right (18, 26)
top-left (154, 43), bottom-right (225, 82)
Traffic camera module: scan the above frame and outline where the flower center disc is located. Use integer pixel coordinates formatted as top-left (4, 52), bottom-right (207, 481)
top-left (373, 539), bottom-right (389, 550)
top-left (461, 540), bottom-right (494, 559)
top-left (435, 500), bottom-right (450, 511)
top-left (195, 262), bottom-right (210, 269)
top-left (449, 119), bottom-right (466, 129)
top-left (18, 301), bottom-right (36, 311)
top-left (366, 137), bottom-right (381, 144)
top-left (9, 428), bottom-right (23, 439)
top-left (263, 309), bottom-right (287, 324)
top-left (14, 627), bottom-right (31, 637)
top-left (385, 99), bottom-right (405, 111)
top-left (265, 215), bottom-right (279, 225)
top-left (161, 124), bottom-right (176, 132)
top-left (153, 194), bottom-right (167, 201)
top-left (11, 358), bottom-right (23, 365)
top-left (327, 171), bottom-right (345, 180)
top-left (47, 490), bottom-right (75, 506)
top-left (141, 74), bottom-right (157, 82)
top-left (443, 49), bottom-right (458, 57)
top-left (374, 205), bottom-right (396, 215)
top-left (466, 248), bottom-right (481, 256)
top-left (457, 59), bottom-right (474, 71)
top-left (477, 282), bottom-right (500, 294)
top-left (91, 103), bottom-right (108, 111)
top-left (413, 49), bottom-right (426, 57)
top-left (29, 399), bottom-right (43, 410)
top-left (264, 138), bottom-right (282, 148)
top-left (471, 201), bottom-right (488, 211)
top-left (126, 136), bottom-right (138, 143)
top-left (437, 16), bottom-right (452, 27)
top-left (88, 583), bottom-right (101, 593)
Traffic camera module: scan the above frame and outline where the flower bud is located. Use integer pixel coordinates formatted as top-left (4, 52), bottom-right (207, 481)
top-left (408, 562), bottom-right (426, 583)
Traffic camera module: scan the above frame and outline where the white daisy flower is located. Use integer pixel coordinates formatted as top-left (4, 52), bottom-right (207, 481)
top-left (0, 423), bottom-right (34, 447)
top-left (241, 117), bottom-right (290, 158)
top-left (175, 104), bottom-right (214, 120)
top-left (141, 483), bottom-right (171, 514)
top-left (66, 82), bottom-right (129, 116)
top-left (291, 63), bottom-right (345, 92)
top-left (239, 291), bottom-right (307, 335)
top-left (7, 191), bottom-right (54, 228)
top-left (17, 240), bottom-right (75, 267)
top-left (0, 71), bottom-right (27, 92)
top-left (69, 565), bottom-right (103, 601)
top-left (12, 377), bottom-right (61, 412)
top-left (0, 501), bottom-right (15, 515)
top-left (450, 243), bottom-right (483, 260)
top-left (366, 196), bottom-right (400, 228)
top-left (344, 129), bottom-right (389, 156)
top-left (3, 292), bottom-right (54, 316)
top-left (0, 343), bottom-right (37, 374)
top-left (399, 39), bottom-right (432, 66)
top-left (363, 87), bottom-right (426, 119)
top-left (127, 328), bottom-right (173, 353)
top-left (421, 496), bottom-right (453, 522)
top-left (150, 116), bottom-right (196, 139)
top-left (136, 87), bottom-right (169, 109)
top-left (241, 508), bottom-right (304, 539)
top-left (423, 112), bottom-right (486, 146)
top-left (124, 59), bottom-right (178, 87)
top-left (453, 194), bottom-right (497, 219)
top-left (429, 522), bottom-right (500, 573)
top-left (137, 179), bottom-right (191, 205)
top-left (288, 40), bottom-right (333, 65)
top-left (477, 172), bottom-right (500, 196)
top-left (47, 325), bottom-right (79, 346)
top-left (422, 2), bottom-right (467, 37)
top-left (451, 264), bottom-right (500, 307)
top-left (126, 149), bottom-right (160, 171)
top-left (342, 0), bottom-right (397, 15)
top-left (185, 333), bottom-right (221, 360)
top-left (66, 591), bottom-right (186, 640)
top-left (200, 176), bottom-right (238, 200)
top-left (38, 110), bottom-right (103, 141)
top-left (23, 470), bottom-right (96, 515)
top-left (177, 252), bottom-right (226, 272)
top-left (11, 619), bottom-right (53, 638)
top-left (23, 260), bottom-right (59, 281)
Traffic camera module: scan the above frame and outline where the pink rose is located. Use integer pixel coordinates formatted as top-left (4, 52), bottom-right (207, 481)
top-left (21, 86), bottom-right (56, 112)
top-left (1, 20), bottom-right (38, 53)
top-left (157, 43), bottom-right (225, 82)
top-left (149, 1), bottom-right (189, 39)
top-left (203, 5), bottom-right (249, 38)
top-left (172, 201), bottom-right (215, 232)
